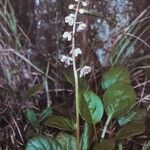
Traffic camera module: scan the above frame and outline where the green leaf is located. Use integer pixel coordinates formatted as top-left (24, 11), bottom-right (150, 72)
top-left (101, 67), bottom-right (131, 90)
top-left (44, 115), bottom-right (76, 131)
top-left (79, 90), bottom-right (104, 124)
top-left (79, 92), bottom-right (93, 123)
top-left (27, 110), bottom-right (37, 127)
top-left (103, 82), bottom-right (136, 118)
top-left (23, 84), bottom-right (44, 100)
top-left (39, 107), bottom-right (53, 123)
top-left (80, 123), bottom-right (92, 150)
top-left (93, 140), bottom-right (115, 150)
top-left (25, 136), bottom-right (62, 150)
top-left (56, 132), bottom-right (76, 150)
top-left (118, 109), bottom-right (147, 126)
top-left (115, 123), bottom-right (145, 140)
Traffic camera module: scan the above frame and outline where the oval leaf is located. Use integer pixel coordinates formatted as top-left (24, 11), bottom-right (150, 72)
top-left (44, 115), bottom-right (76, 131)
top-left (80, 90), bottom-right (104, 124)
top-left (25, 136), bottom-right (62, 150)
top-left (80, 123), bottom-right (92, 150)
top-left (27, 109), bottom-right (37, 127)
top-left (93, 140), bottom-right (115, 150)
top-left (118, 109), bottom-right (147, 126)
top-left (101, 67), bottom-right (130, 90)
top-left (115, 123), bottom-right (145, 141)
top-left (103, 82), bottom-right (136, 118)
top-left (56, 132), bottom-right (76, 150)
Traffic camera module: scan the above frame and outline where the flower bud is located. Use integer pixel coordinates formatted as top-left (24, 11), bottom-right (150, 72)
top-left (68, 4), bottom-right (75, 10)
top-left (82, 2), bottom-right (87, 7)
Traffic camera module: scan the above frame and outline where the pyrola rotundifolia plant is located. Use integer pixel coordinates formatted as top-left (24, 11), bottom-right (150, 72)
top-left (59, 0), bottom-right (90, 149)
top-left (25, 1), bottom-right (146, 150)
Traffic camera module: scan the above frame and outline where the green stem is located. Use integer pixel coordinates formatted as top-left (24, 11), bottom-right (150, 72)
top-left (101, 115), bottom-right (112, 139)
top-left (71, 2), bottom-right (80, 150)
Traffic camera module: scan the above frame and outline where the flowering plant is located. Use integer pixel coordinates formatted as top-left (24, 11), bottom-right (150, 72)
top-left (25, 1), bottom-right (144, 150)
top-left (59, 1), bottom-right (92, 149)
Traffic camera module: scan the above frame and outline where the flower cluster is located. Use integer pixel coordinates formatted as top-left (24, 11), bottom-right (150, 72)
top-left (60, 0), bottom-right (91, 78)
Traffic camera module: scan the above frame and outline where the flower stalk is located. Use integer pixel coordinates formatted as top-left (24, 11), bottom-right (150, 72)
top-left (61, 1), bottom-right (89, 149)
top-left (71, 2), bottom-right (80, 150)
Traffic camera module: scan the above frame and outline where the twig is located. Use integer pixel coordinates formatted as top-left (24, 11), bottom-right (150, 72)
top-left (134, 80), bottom-right (150, 88)
top-left (125, 33), bottom-right (150, 49)
top-left (12, 117), bottom-right (24, 143)
top-left (44, 62), bottom-right (52, 107)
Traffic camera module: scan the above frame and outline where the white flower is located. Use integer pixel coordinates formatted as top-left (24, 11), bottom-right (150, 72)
top-left (77, 23), bottom-right (86, 32)
top-left (70, 48), bottom-right (82, 57)
top-left (74, 48), bottom-right (82, 57)
top-left (59, 55), bottom-right (73, 66)
top-left (63, 31), bottom-right (72, 41)
top-left (79, 66), bottom-right (91, 78)
top-left (65, 13), bottom-right (75, 26)
top-left (82, 2), bottom-right (88, 7)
